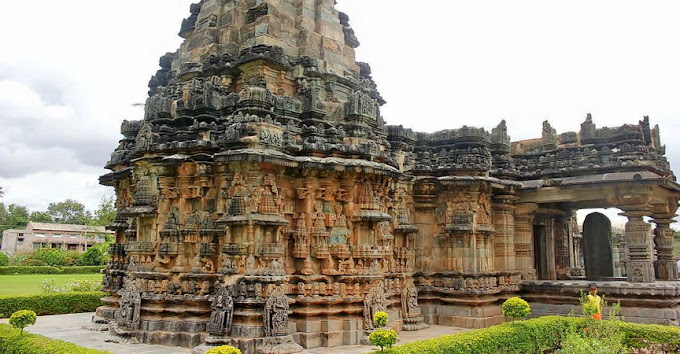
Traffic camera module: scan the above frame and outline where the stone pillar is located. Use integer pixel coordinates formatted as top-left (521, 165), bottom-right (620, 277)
top-left (492, 195), bottom-right (517, 271)
top-left (652, 214), bottom-right (678, 280)
top-left (554, 216), bottom-right (571, 279)
top-left (514, 203), bottom-right (538, 280)
top-left (620, 209), bottom-right (655, 283)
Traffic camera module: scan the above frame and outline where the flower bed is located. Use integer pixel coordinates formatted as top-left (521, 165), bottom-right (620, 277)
top-left (382, 316), bottom-right (680, 353)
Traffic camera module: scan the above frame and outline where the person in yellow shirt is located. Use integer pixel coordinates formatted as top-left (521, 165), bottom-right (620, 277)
top-left (587, 283), bottom-right (603, 320)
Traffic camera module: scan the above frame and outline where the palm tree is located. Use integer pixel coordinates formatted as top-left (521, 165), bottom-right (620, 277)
top-left (0, 186), bottom-right (4, 198)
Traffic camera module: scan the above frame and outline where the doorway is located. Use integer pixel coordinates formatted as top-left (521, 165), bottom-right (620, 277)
top-left (533, 225), bottom-right (549, 280)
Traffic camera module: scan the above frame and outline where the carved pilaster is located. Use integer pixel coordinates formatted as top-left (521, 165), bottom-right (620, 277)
top-left (652, 214), bottom-right (678, 280)
top-left (492, 195), bottom-right (517, 271)
top-left (620, 209), bottom-right (655, 283)
top-left (514, 203), bottom-right (537, 280)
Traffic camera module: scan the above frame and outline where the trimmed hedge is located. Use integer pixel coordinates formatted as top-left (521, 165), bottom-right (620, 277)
top-left (0, 266), bottom-right (104, 275)
top-left (0, 324), bottom-right (110, 353)
top-left (382, 316), bottom-right (680, 354)
top-left (0, 291), bottom-right (106, 318)
top-left (61, 266), bottom-right (105, 274)
top-left (0, 266), bottom-right (63, 275)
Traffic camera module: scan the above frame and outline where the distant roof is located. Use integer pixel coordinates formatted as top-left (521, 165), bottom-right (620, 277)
top-left (28, 222), bottom-right (112, 233)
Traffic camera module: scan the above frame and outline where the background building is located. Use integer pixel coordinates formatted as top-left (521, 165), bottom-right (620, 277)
top-left (1, 221), bottom-right (112, 254)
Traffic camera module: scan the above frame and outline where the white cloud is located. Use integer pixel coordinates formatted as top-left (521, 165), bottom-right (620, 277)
top-left (0, 0), bottom-right (679, 224)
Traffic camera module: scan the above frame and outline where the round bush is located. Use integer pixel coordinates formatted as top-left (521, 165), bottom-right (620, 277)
top-left (21, 258), bottom-right (47, 267)
top-left (0, 252), bottom-right (9, 267)
top-left (205, 345), bottom-right (241, 354)
top-left (369, 328), bottom-right (398, 351)
top-left (374, 311), bottom-right (389, 327)
top-left (502, 297), bottom-right (531, 322)
top-left (9, 310), bottom-right (37, 334)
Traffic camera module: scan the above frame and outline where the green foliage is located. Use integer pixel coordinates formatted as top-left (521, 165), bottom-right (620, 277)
top-left (0, 291), bottom-right (106, 318)
top-left (21, 258), bottom-right (48, 266)
top-left (60, 266), bottom-right (105, 274)
top-left (205, 345), bottom-right (242, 354)
top-left (93, 196), bottom-right (116, 228)
top-left (369, 328), bottom-right (398, 351)
top-left (0, 266), bottom-right (63, 275)
top-left (374, 311), bottom-right (389, 327)
top-left (29, 211), bottom-right (53, 223)
top-left (77, 243), bottom-right (108, 266)
top-left (0, 266), bottom-right (104, 275)
top-left (41, 278), bottom-right (60, 293)
top-left (0, 203), bottom-right (30, 233)
top-left (6, 253), bottom-right (27, 266)
top-left (8, 310), bottom-right (36, 334)
top-left (502, 297), bottom-right (531, 322)
top-left (29, 248), bottom-right (69, 267)
top-left (381, 316), bottom-right (680, 354)
top-left (47, 199), bottom-right (91, 225)
top-left (0, 252), bottom-right (9, 267)
top-left (0, 324), bottom-right (110, 353)
top-left (558, 329), bottom-right (625, 354)
top-left (42, 278), bottom-right (102, 293)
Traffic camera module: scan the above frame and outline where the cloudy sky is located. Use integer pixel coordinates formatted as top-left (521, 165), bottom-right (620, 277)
top-left (1, 0), bottom-right (679, 226)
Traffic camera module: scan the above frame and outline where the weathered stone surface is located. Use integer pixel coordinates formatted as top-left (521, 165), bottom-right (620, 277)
top-left (96, 0), bottom-right (680, 352)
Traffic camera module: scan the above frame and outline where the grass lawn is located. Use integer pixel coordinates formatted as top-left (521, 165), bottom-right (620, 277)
top-left (0, 274), bottom-right (103, 296)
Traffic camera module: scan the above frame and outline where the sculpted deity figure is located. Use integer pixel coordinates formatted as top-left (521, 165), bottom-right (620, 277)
top-left (207, 282), bottom-right (234, 336)
top-left (263, 287), bottom-right (290, 337)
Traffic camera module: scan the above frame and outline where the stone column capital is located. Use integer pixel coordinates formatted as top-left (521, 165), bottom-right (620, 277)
top-left (514, 203), bottom-right (538, 217)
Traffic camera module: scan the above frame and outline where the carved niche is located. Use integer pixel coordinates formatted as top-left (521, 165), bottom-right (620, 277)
top-left (206, 282), bottom-right (235, 336)
top-left (363, 283), bottom-right (387, 330)
top-left (263, 286), bottom-right (290, 337)
top-left (115, 278), bottom-right (142, 330)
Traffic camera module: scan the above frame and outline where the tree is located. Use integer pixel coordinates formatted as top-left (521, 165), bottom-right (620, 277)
top-left (9, 310), bottom-right (36, 336)
top-left (76, 243), bottom-right (108, 266)
top-left (0, 186), bottom-right (4, 198)
top-left (47, 199), bottom-right (91, 225)
top-left (29, 211), bottom-right (53, 223)
top-left (93, 196), bottom-right (116, 227)
top-left (0, 203), bottom-right (30, 233)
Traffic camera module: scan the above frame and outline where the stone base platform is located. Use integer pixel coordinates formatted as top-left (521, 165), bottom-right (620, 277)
top-left (420, 304), bottom-right (505, 329)
top-left (1, 313), bottom-right (469, 354)
top-left (521, 280), bottom-right (680, 326)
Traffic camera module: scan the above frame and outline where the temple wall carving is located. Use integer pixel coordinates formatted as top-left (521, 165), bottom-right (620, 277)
top-left (96, 0), bottom-right (680, 351)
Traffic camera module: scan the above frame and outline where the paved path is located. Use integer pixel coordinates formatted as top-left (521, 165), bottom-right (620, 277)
top-left (2, 313), bottom-right (468, 354)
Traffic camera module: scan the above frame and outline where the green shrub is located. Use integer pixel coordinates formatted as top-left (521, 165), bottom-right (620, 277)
top-left (41, 278), bottom-right (102, 294)
top-left (0, 292), bottom-right (106, 318)
top-left (0, 324), bottom-right (110, 353)
top-left (205, 345), bottom-right (242, 354)
top-left (370, 328), bottom-right (398, 351)
top-left (0, 266), bottom-right (105, 275)
top-left (0, 266), bottom-right (63, 275)
top-left (65, 250), bottom-right (82, 266)
top-left (558, 324), bottom-right (626, 354)
top-left (0, 252), bottom-right (9, 266)
top-left (374, 311), bottom-right (389, 327)
top-left (6, 253), bottom-right (27, 266)
top-left (502, 297), bottom-right (531, 322)
top-left (8, 310), bottom-right (36, 335)
top-left (21, 258), bottom-right (48, 267)
top-left (77, 244), bottom-right (108, 266)
top-left (30, 248), bottom-right (69, 267)
top-left (382, 316), bottom-right (680, 354)
top-left (60, 266), bottom-right (105, 274)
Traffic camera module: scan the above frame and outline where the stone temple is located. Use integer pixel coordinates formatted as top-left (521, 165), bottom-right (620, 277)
top-left (96, 0), bottom-right (680, 352)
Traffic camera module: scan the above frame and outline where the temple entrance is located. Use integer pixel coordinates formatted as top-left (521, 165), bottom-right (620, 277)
top-left (582, 212), bottom-right (614, 279)
top-left (533, 225), bottom-right (550, 280)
